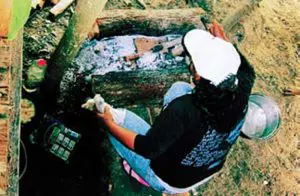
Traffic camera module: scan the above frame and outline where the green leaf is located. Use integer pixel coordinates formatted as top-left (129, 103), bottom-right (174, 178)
top-left (8, 0), bottom-right (31, 40)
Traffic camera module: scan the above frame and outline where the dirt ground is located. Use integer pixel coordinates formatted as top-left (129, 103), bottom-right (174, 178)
top-left (193, 0), bottom-right (300, 194)
top-left (214, 0), bottom-right (300, 194)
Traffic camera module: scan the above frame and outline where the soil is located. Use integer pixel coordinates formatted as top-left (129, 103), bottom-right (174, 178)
top-left (20, 0), bottom-right (299, 195)
top-left (197, 0), bottom-right (300, 194)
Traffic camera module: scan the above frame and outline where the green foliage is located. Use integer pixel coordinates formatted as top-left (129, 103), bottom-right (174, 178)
top-left (187, 0), bottom-right (212, 13)
top-left (197, 0), bottom-right (211, 13)
top-left (227, 140), bottom-right (252, 186)
top-left (251, 168), bottom-right (265, 182)
top-left (228, 139), bottom-right (252, 160)
top-left (236, 31), bottom-right (245, 42)
top-left (0, 113), bottom-right (8, 119)
top-left (8, 0), bottom-right (31, 40)
top-left (0, 67), bottom-right (7, 73)
top-left (195, 182), bottom-right (210, 194)
top-left (242, 189), bottom-right (251, 196)
top-left (230, 160), bottom-right (250, 186)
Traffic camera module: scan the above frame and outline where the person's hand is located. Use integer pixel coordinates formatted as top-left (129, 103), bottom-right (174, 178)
top-left (208, 20), bottom-right (230, 42)
top-left (95, 106), bottom-right (113, 126)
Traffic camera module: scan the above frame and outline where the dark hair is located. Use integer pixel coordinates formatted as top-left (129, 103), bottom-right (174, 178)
top-left (192, 48), bottom-right (255, 132)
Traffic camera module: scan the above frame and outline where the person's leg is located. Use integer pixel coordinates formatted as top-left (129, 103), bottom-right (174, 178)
top-left (108, 110), bottom-right (150, 172)
top-left (108, 110), bottom-right (166, 192)
top-left (163, 81), bottom-right (193, 108)
top-left (108, 82), bottom-right (193, 192)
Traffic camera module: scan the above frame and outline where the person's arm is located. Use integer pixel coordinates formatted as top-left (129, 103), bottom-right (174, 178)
top-left (96, 106), bottom-right (137, 150)
top-left (208, 20), bottom-right (230, 42)
top-left (97, 104), bottom-right (186, 159)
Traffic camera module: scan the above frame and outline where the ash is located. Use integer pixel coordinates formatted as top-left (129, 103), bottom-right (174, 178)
top-left (59, 34), bottom-right (186, 110)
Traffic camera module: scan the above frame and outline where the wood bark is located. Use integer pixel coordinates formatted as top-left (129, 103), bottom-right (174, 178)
top-left (50, 0), bottom-right (75, 16)
top-left (95, 8), bottom-right (206, 38)
top-left (92, 68), bottom-right (190, 107)
top-left (44, 0), bottom-right (108, 105)
top-left (0, 31), bottom-right (22, 196)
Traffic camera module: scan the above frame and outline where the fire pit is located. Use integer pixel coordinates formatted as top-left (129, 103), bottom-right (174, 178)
top-left (59, 8), bottom-right (206, 109)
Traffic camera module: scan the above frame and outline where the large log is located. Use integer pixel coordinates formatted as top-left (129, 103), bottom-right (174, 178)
top-left (44, 0), bottom-right (108, 109)
top-left (50, 0), bottom-right (75, 16)
top-left (95, 8), bottom-right (206, 38)
top-left (92, 68), bottom-right (190, 107)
